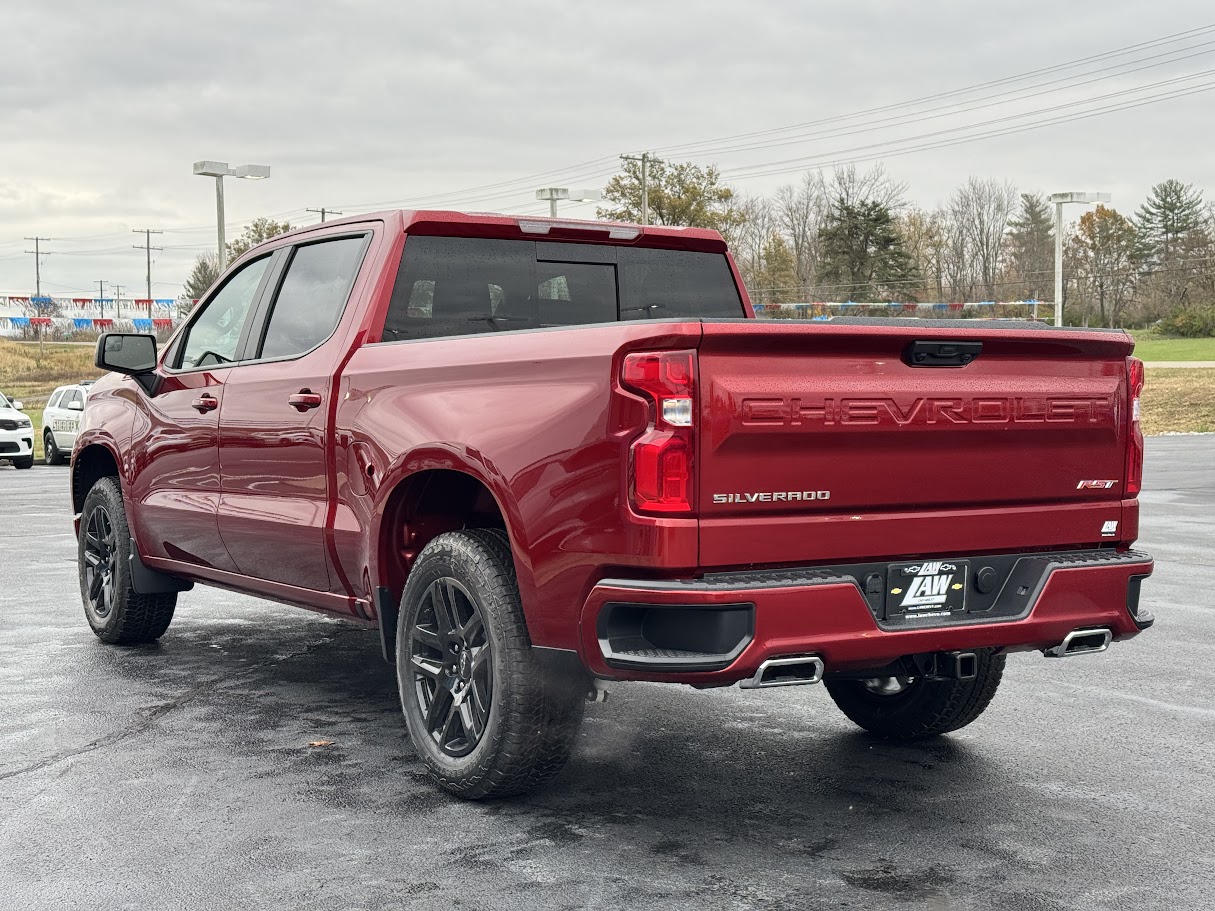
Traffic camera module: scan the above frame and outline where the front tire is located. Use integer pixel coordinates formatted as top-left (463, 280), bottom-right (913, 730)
top-left (13, 455), bottom-right (33, 469)
top-left (44, 431), bottom-right (66, 465)
top-left (824, 650), bottom-right (1005, 739)
top-left (78, 476), bottom-right (176, 644)
top-left (396, 529), bottom-right (585, 799)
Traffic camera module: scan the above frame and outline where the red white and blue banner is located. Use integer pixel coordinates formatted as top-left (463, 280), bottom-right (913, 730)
top-left (0, 294), bottom-right (184, 334)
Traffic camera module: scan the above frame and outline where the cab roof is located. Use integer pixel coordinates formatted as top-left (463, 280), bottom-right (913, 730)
top-left (267, 209), bottom-right (729, 255)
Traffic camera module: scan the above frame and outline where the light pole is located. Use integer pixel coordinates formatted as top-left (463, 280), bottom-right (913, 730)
top-left (535, 188), bottom-right (602, 218)
top-left (1048, 191), bottom-right (1110, 327)
top-left (193, 161), bottom-right (271, 271)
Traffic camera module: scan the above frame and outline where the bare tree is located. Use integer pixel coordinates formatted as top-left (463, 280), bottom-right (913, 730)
top-left (725, 195), bottom-right (775, 293)
top-left (948, 177), bottom-right (1018, 300)
top-left (827, 163), bottom-right (909, 213)
top-left (774, 172), bottom-right (826, 290)
top-left (899, 208), bottom-right (947, 301)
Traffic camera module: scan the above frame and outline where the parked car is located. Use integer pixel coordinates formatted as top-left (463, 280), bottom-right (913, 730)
top-left (0, 391), bottom-right (34, 469)
top-left (42, 382), bottom-right (93, 465)
top-left (71, 210), bottom-right (1153, 798)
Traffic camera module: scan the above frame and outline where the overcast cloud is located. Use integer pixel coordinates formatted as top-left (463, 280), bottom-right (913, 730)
top-left (1, 0), bottom-right (1212, 296)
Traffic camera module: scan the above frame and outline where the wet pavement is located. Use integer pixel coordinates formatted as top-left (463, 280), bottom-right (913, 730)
top-left (1, 437), bottom-right (1212, 910)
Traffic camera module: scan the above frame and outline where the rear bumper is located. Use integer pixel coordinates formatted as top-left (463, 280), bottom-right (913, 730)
top-left (579, 549), bottom-right (1153, 685)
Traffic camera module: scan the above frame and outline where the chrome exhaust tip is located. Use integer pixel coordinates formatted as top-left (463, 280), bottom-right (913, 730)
top-left (740, 655), bottom-right (825, 689)
top-left (1044, 628), bottom-right (1113, 658)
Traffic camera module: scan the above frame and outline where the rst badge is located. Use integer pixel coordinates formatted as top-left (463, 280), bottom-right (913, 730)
top-left (886, 560), bottom-right (969, 619)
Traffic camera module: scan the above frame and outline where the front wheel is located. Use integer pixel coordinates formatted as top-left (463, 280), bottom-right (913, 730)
top-left (78, 476), bottom-right (176, 644)
top-left (13, 454), bottom-right (34, 469)
top-left (396, 529), bottom-right (586, 799)
top-left (44, 431), bottom-right (66, 465)
top-left (824, 649), bottom-right (1005, 739)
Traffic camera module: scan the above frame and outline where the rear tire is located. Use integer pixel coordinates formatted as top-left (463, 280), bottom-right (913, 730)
top-left (824, 650), bottom-right (1005, 739)
top-left (78, 476), bottom-right (176, 644)
top-left (396, 529), bottom-right (586, 799)
top-left (44, 431), bottom-right (66, 465)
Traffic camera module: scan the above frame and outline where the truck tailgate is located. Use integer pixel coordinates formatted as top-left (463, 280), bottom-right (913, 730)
top-left (697, 320), bottom-right (1135, 567)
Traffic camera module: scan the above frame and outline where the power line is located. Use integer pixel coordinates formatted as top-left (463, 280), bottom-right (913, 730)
top-left (647, 22), bottom-right (1215, 157)
top-left (663, 41), bottom-right (1215, 163)
top-left (726, 77), bottom-right (1215, 181)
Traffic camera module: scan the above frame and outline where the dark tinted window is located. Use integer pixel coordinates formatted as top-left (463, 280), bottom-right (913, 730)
top-left (382, 236), bottom-right (743, 342)
top-left (258, 237), bottom-right (367, 360)
top-left (618, 247), bottom-right (743, 319)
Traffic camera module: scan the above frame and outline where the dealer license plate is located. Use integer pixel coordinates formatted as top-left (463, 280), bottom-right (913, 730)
top-left (885, 559), bottom-right (969, 620)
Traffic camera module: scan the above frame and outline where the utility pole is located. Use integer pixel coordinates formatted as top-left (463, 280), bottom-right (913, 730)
top-left (24, 237), bottom-right (50, 296)
top-left (307, 207), bottom-right (342, 223)
top-left (133, 229), bottom-right (164, 314)
top-left (112, 284), bottom-right (125, 321)
top-left (98, 280), bottom-right (106, 321)
top-left (623, 153), bottom-right (651, 225)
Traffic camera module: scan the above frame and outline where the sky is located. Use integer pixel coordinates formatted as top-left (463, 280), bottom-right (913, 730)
top-left (1, 0), bottom-right (1213, 297)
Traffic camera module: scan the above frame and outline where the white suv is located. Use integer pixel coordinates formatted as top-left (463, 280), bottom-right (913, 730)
top-left (0, 391), bottom-right (34, 470)
top-left (42, 382), bottom-right (92, 465)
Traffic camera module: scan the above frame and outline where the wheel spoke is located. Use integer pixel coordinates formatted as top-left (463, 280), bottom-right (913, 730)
top-left (88, 569), bottom-right (104, 600)
top-left (469, 677), bottom-right (490, 732)
top-left (439, 698), bottom-right (461, 747)
top-left (459, 699), bottom-right (482, 742)
top-left (410, 654), bottom-right (444, 681)
top-left (430, 582), bottom-right (458, 638)
top-left (412, 624), bottom-right (442, 651)
top-left (460, 611), bottom-right (484, 643)
top-left (424, 682), bottom-right (454, 736)
top-left (83, 550), bottom-right (101, 568)
top-left (469, 643), bottom-right (490, 671)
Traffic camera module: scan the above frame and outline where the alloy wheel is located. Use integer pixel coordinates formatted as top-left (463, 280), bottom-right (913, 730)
top-left (409, 577), bottom-right (493, 758)
top-left (82, 505), bottom-right (117, 621)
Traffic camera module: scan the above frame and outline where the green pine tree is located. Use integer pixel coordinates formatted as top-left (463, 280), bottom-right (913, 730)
top-left (817, 199), bottom-right (917, 301)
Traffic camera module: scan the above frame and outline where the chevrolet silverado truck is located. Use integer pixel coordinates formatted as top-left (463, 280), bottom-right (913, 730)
top-left (73, 210), bottom-right (1153, 798)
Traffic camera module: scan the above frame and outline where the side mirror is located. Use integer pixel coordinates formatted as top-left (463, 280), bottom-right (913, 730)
top-left (12, 402), bottom-right (23, 412)
top-left (68, 400), bottom-right (85, 412)
top-left (96, 333), bottom-right (157, 375)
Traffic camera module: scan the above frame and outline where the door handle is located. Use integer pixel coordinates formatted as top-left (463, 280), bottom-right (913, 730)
top-left (289, 391), bottom-right (323, 412)
top-left (191, 395), bottom-right (218, 413)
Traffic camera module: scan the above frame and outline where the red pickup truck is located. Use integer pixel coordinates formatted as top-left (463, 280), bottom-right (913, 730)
top-left (73, 210), bottom-right (1153, 798)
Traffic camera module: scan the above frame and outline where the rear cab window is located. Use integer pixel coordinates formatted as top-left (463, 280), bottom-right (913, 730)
top-left (380, 236), bottom-right (744, 342)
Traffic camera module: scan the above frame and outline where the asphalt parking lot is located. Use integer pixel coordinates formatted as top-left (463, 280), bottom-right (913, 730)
top-left (1, 437), bottom-right (1212, 911)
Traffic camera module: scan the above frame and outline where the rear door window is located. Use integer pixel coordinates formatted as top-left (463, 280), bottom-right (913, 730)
top-left (48, 391), bottom-right (63, 409)
top-left (256, 236), bottom-right (368, 360)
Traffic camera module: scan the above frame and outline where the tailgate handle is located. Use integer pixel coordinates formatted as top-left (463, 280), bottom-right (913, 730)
top-left (903, 341), bottom-right (982, 368)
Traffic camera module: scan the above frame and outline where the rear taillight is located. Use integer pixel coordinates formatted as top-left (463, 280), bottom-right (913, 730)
top-left (621, 349), bottom-right (696, 515)
top-left (1126, 356), bottom-right (1144, 497)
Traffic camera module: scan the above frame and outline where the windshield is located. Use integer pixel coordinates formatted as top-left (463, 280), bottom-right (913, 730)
top-left (0, 392), bottom-right (10, 408)
top-left (381, 236), bottom-right (744, 341)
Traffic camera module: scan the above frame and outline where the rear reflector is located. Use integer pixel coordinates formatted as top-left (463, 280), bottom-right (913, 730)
top-left (622, 350), bottom-right (697, 515)
top-left (1126, 356), bottom-right (1144, 497)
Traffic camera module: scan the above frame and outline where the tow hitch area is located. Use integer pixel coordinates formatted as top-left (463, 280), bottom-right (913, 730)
top-left (909, 650), bottom-right (978, 680)
top-left (1044, 628), bottom-right (1113, 658)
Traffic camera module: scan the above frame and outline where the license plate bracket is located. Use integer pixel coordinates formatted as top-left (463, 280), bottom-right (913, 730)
top-left (886, 559), bottom-right (969, 620)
